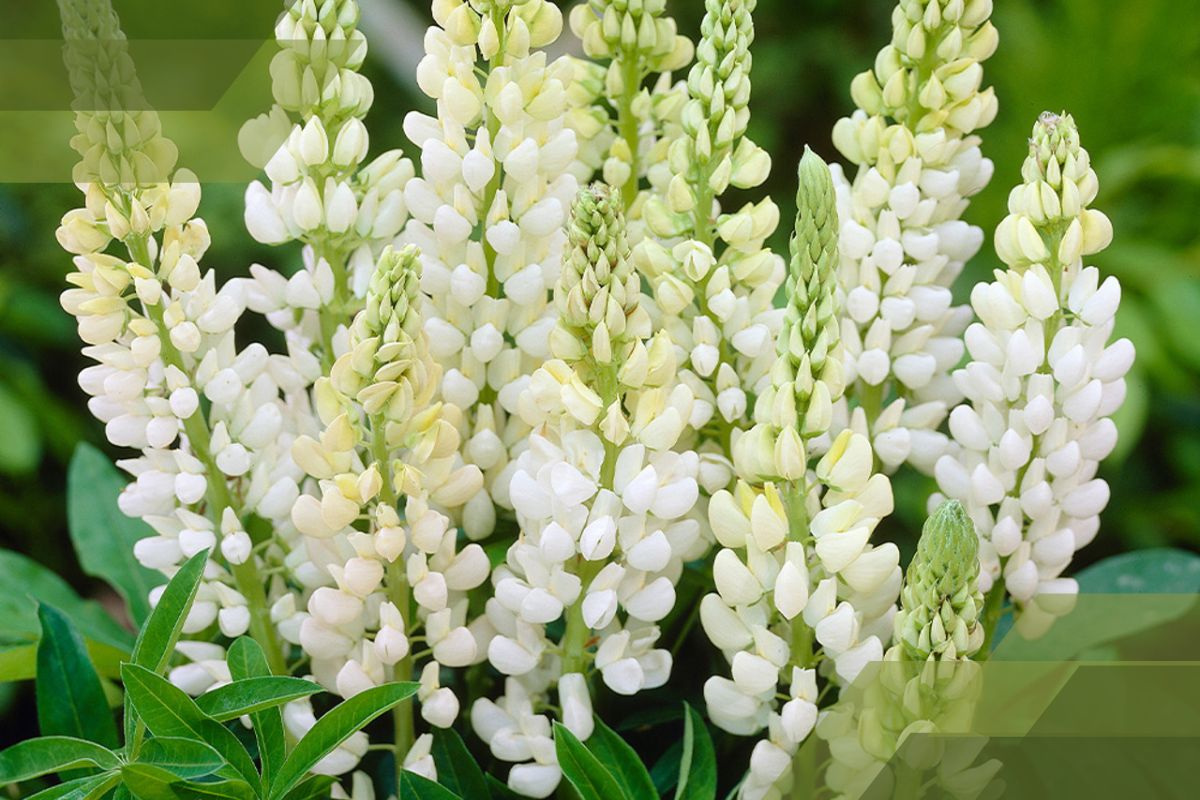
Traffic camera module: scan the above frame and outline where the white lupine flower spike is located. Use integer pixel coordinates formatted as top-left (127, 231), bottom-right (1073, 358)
top-left (702, 150), bottom-right (900, 800)
top-left (58, 0), bottom-right (294, 678)
top-left (935, 112), bottom-right (1129, 637)
top-left (401, 0), bottom-right (591, 540)
top-left (242, 0), bottom-right (414, 369)
top-left (832, 0), bottom-right (999, 474)
top-left (473, 184), bottom-right (701, 798)
top-left (635, 0), bottom-right (784, 490)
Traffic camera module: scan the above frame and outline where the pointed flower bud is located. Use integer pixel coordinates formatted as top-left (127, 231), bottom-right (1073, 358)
top-left (894, 500), bottom-right (985, 661)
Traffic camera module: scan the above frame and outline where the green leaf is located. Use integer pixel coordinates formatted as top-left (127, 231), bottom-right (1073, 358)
top-left (121, 763), bottom-right (257, 800)
top-left (1077, 549), bottom-right (1200, 594)
top-left (120, 664), bottom-right (259, 790)
top-left (0, 549), bottom-right (132, 651)
top-left (125, 550), bottom-right (208, 746)
top-left (277, 775), bottom-right (336, 800)
top-left (484, 774), bottom-right (523, 800)
top-left (649, 740), bottom-right (682, 795)
top-left (552, 722), bottom-right (628, 800)
top-left (583, 716), bottom-right (656, 800)
top-left (399, 770), bottom-right (463, 799)
top-left (26, 770), bottom-right (121, 799)
top-left (268, 681), bottom-right (420, 800)
top-left (0, 736), bottom-right (120, 783)
top-left (196, 677), bottom-right (324, 722)
top-left (36, 604), bottom-right (119, 747)
top-left (0, 379), bottom-right (41, 475)
top-left (676, 704), bottom-right (716, 800)
top-left (430, 728), bottom-right (488, 799)
top-left (67, 443), bottom-right (161, 625)
top-left (136, 737), bottom-right (225, 779)
top-left (226, 638), bottom-right (285, 787)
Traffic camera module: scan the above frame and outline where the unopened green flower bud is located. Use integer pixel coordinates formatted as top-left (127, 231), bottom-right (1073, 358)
top-left (894, 500), bottom-right (985, 662)
top-left (333, 245), bottom-right (438, 425)
top-left (554, 183), bottom-right (645, 364)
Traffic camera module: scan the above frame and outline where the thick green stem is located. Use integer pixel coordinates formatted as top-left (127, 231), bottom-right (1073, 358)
top-left (977, 579), bottom-right (1007, 661)
top-left (562, 359), bottom-right (621, 675)
top-left (133, 236), bottom-right (287, 675)
top-left (616, 54), bottom-right (643, 209)
top-left (372, 415), bottom-right (414, 773)
top-left (315, 245), bottom-right (349, 373)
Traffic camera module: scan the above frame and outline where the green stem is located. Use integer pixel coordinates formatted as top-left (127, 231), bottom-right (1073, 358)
top-left (372, 415), bottom-right (414, 774)
top-left (562, 358), bottom-right (621, 675)
top-left (315, 244), bottom-right (349, 373)
top-left (132, 236), bottom-right (287, 676)
top-left (977, 579), bottom-right (1007, 661)
top-left (784, 479), bottom-right (815, 669)
top-left (615, 53), bottom-right (643, 209)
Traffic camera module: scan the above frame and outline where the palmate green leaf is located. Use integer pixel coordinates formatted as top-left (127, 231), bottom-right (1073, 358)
top-left (120, 762), bottom-right (257, 800)
top-left (583, 716), bottom-right (656, 800)
top-left (0, 549), bottom-right (132, 652)
top-left (120, 664), bottom-right (259, 790)
top-left (430, 728), bottom-right (488, 799)
top-left (399, 770), bottom-right (462, 799)
top-left (226, 638), bottom-right (285, 788)
top-left (36, 604), bottom-right (119, 747)
top-left (676, 704), bottom-right (716, 800)
top-left (196, 677), bottom-right (324, 722)
top-left (125, 550), bottom-right (208, 746)
top-left (552, 722), bottom-right (628, 800)
top-left (136, 737), bottom-right (225, 779)
top-left (67, 443), bottom-right (161, 625)
top-left (267, 681), bottom-right (420, 800)
top-left (0, 736), bottom-right (120, 783)
top-left (26, 770), bottom-right (121, 799)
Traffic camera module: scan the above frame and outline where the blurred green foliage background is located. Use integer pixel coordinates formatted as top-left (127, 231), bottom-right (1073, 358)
top-left (0, 0), bottom-right (1197, 733)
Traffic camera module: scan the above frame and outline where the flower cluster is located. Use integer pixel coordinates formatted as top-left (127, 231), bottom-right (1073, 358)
top-left (242, 0), bottom-right (414, 367)
top-left (472, 185), bottom-right (701, 797)
top-left (286, 246), bottom-right (487, 769)
top-left (400, 0), bottom-right (585, 540)
top-left (831, 0), bottom-right (999, 474)
top-left (701, 151), bottom-right (900, 800)
top-left (59, 0), bottom-right (294, 679)
top-left (635, 0), bottom-right (784, 474)
top-left (818, 500), bottom-right (998, 800)
top-left (934, 112), bottom-right (1129, 632)
top-left (52, 0), bottom-right (1138, 796)
top-left (569, 0), bottom-right (694, 219)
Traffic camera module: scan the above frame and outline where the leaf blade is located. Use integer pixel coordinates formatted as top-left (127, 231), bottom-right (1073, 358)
top-left (36, 604), bottom-right (118, 747)
top-left (583, 716), bottom-right (656, 800)
top-left (0, 736), bottom-right (120, 783)
top-left (676, 704), bottom-right (717, 800)
top-left (226, 637), bottom-right (287, 787)
top-left (268, 681), bottom-right (420, 800)
top-left (399, 770), bottom-right (463, 799)
top-left (135, 737), bottom-right (225, 779)
top-left (430, 728), bottom-right (488, 799)
top-left (68, 443), bottom-right (161, 625)
top-left (552, 722), bottom-right (629, 800)
top-left (196, 677), bottom-right (324, 722)
top-left (124, 550), bottom-right (208, 746)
